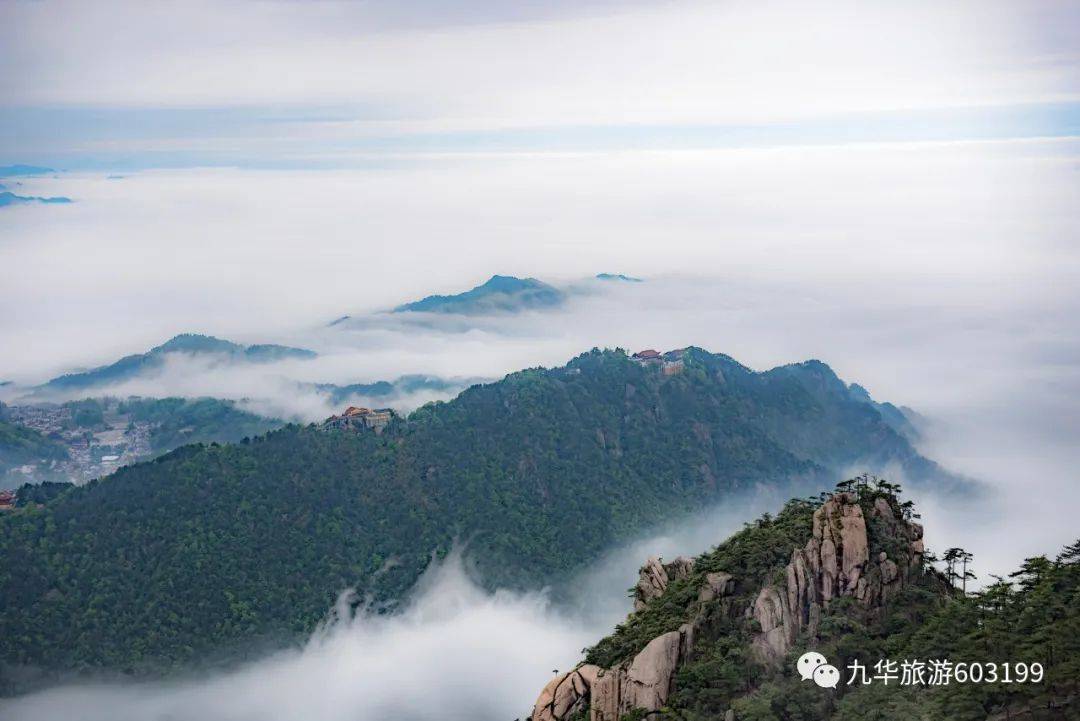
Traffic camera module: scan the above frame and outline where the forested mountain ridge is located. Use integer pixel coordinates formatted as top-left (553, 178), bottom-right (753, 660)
top-left (0, 348), bottom-right (956, 682)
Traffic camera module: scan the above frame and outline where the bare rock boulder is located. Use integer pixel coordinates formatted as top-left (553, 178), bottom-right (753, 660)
top-left (530, 665), bottom-right (601, 721)
top-left (624, 631), bottom-right (682, 712)
top-left (634, 557), bottom-right (669, 611)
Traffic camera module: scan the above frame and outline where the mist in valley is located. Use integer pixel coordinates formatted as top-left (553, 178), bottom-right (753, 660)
top-left (1, 493), bottom-right (788, 721)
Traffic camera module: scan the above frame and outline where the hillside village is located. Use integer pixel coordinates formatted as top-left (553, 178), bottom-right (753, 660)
top-left (0, 396), bottom-right (281, 489)
top-left (1, 400), bottom-right (153, 486)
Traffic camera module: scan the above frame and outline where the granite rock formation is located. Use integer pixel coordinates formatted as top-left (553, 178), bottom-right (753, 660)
top-left (527, 492), bottom-right (926, 721)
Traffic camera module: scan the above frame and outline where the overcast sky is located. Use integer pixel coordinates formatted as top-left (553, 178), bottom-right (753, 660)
top-left (1, 0), bottom-right (1079, 167)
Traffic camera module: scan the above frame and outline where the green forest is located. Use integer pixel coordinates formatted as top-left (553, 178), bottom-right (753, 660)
top-left (116, 396), bottom-right (282, 452)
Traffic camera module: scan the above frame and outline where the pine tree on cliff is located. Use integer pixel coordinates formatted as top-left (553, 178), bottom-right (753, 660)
top-left (1057, 538), bottom-right (1080, 564)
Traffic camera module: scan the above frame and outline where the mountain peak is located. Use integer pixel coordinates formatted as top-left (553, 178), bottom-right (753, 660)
top-left (534, 482), bottom-right (941, 721)
top-left (153, 333), bottom-right (242, 355)
top-left (40, 334), bottom-right (316, 393)
top-left (393, 274), bottom-right (565, 315)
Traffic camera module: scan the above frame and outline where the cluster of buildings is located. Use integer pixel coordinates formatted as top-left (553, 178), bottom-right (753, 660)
top-left (631, 348), bottom-right (686, 376)
top-left (323, 406), bottom-right (394, 434)
top-left (0, 490), bottom-right (14, 511)
top-left (3, 401), bottom-right (154, 485)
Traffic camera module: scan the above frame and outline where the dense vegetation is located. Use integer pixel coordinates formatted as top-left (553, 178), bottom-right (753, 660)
top-left (12, 480), bottom-right (74, 507)
top-left (0, 348), bottom-right (952, 683)
top-left (578, 479), bottom-right (1079, 720)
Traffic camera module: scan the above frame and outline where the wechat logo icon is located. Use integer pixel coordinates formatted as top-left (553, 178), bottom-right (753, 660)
top-left (796, 651), bottom-right (839, 689)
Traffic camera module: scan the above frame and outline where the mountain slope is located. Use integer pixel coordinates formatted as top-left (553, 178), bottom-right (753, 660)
top-left (529, 480), bottom-right (1080, 721)
top-left (0, 348), bottom-right (957, 679)
top-left (393, 274), bottom-right (565, 314)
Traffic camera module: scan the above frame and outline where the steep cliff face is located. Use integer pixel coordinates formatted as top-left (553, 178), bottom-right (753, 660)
top-left (749, 492), bottom-right (924, 664)
top-left (528, 485), bottom-right (933, 721)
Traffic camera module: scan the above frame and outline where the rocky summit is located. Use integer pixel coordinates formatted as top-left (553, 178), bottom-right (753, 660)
top-left (525, 477), bottom-right (1080, 721)
top-left (530, 487), bottom-right (929, 721)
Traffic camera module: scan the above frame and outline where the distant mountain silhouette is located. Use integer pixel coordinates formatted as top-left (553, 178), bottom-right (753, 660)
top-left (40, 334), bottom-right (316, 393)
top-left (0, 192), bottom-right (72, 208)
top-left (394, 274), bottom-right (565, 315)
top-left (0, 164), bottom-right (56, 176)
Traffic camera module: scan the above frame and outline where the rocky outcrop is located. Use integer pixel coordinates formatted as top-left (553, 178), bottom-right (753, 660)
top-left (590, 629), bottom-right (690, 721)
top-left (533, 624), bottom-right (699, 721)
top-left (528, 492), bottom-right (926, 720)
top-left (529, 559), bottom-right (729, 720)
top-left (698, 571), bottom-right (735, 602)
top-left (750, 492), bottom-right (924, 664)
top-left (633, 556), bottom-right (695, 611)
top-left (531, 665), bottom-right (601, 721)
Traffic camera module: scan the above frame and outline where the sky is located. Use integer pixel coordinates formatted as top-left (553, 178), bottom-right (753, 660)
top-left (1, 1), bottom-right (1079, 718)
top-left (1, 0), bottom-right (1079, 167)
